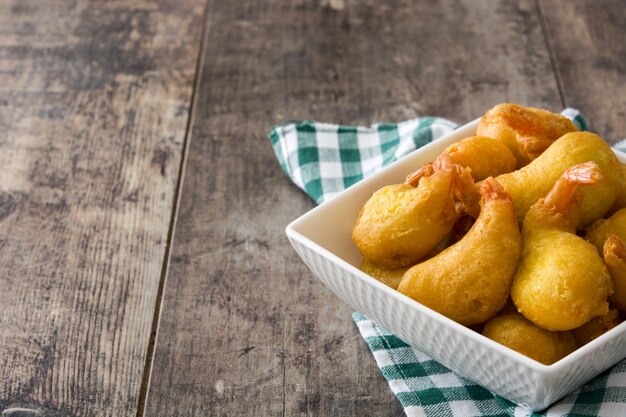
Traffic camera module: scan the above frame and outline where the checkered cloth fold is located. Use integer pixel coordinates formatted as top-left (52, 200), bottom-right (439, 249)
top-left (269, 109), bottom-right (626, 417)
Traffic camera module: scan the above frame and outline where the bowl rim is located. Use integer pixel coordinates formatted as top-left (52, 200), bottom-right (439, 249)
top-left (286, 118), bottom-right (626, 375)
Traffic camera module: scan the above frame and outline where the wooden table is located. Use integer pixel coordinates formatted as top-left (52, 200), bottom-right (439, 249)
top-left (0, 1), bottom-right (624, 416)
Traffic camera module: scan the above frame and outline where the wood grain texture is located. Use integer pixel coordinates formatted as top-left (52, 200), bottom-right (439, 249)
top-left (146, 0), bottom-right (560, 416)
top-left (539, 0), bottom-right (626, 144)
top-left (0, 1), bottom-right (206, 416)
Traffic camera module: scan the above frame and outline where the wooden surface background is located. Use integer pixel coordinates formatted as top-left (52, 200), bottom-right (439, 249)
top-left (0, 1), bottom-right (624, 416)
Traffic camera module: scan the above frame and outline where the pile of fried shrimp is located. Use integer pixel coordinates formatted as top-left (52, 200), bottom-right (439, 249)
top-left (352, 103), bottom-right (626, 365)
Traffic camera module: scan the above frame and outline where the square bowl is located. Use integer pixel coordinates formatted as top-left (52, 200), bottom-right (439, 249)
top-left (286, 119), bottom-right (626, 411)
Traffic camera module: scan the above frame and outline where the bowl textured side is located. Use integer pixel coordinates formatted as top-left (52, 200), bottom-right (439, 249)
top-left (288, 234), bottom-right (626, 410)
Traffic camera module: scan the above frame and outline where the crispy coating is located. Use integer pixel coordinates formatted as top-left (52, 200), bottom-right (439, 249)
top-left (352, 169), bottom-right (457, 269)
top-left (586, 208), bottom-right (626, 252)
top-left (360, 260), bottom-right (409, 290)
top-left (495, 132), bottom-right (622, 227)
top-left (483, 312), bottom-right (578, 365)
top-left (511, 163), bottom-right (614, 331)
top-left (512, 231), bottom-right (612, 331)
top-left (440, 136), bottom-right (517, 180)
top-left (603, 235), bottom-right (626, 312)
top-left (573, 309), bottom-right (622, 346)
top-left (397, 178), bottom-right (521, 326)
top-left (477, 103), bottom-right (578, 166)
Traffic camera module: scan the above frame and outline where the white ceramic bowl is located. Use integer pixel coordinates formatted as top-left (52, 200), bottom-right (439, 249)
top-left (286, 119), bottom-right (626, 411)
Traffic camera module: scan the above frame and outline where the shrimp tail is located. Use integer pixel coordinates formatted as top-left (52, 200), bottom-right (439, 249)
top-left (405, 154), bottom-right (454, 187)
top-left (405, 162), bottom-right (435, 187)
top-left (452, 164), bottom-right (481, 218)
top-left (563, 161), bottom-right (603, 184)
top-left (544, 161), bottom-right (602, 214)
top-left (479, 177), bottom-right (512, 202)
top-left (605, 234), bottom-right (626, 262)
top-left (434, 154), bottom-right (453, 171)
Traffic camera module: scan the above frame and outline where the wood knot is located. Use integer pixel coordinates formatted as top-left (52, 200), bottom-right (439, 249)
top-left (0, 191), bottom-right (24, 221)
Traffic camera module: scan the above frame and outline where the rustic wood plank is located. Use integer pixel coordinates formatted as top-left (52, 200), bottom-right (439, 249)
top-left (146, 0), bottom-right (560, 416)
top-left (539, 0), bottom-right (626, 144)
top-left (0, 1), bottom-right (206, 416)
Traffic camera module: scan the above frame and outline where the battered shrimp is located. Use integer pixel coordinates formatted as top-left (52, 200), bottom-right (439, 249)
top-left (586, 208), bottom-right (626, 253)
top-left (353, 157), bottom-right (473, 269)
top-left (434, 136), bottom-right (517, 180)
top-left (585, 210), bottom-right (626, 312)
top-left (483, 312), bottom-right (578, 365)
top-left (477, 103), bottom-right (578, 166)
top-left (511, 162), bottom-right (614, 331)
top-left (397, 178), bottom-right (521, 326)
top-left (494, 132), bottom-right (622, 227)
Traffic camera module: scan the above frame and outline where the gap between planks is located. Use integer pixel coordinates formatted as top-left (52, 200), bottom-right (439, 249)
top-left (135, 1), bottom-right (215, 416)
top-left (535, 0), bottom-right (567, 109)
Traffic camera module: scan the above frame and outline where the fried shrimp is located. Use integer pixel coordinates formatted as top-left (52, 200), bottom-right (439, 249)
top-left (586, 208), bottom-right (626, 253)
top-left (352, 156), bottom-right (472, 269)
top-left (434, 135), bottom-right (517, 180)
top-left (483, 312), bottom-right (577, 365)
top-left (397, 178), bottom-right (521, 325)
top-left (585, 210), bottom-right (626, 312)
top-left (511, 162), bottom-right (614, 331)
top-left (477, 103), bottom-right (578, 166)
top-left (494, 132), bottom-right (622, 227)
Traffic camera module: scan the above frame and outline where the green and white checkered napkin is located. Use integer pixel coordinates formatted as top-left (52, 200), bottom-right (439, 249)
top-left (269, 110), bottom-right (626, 417)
